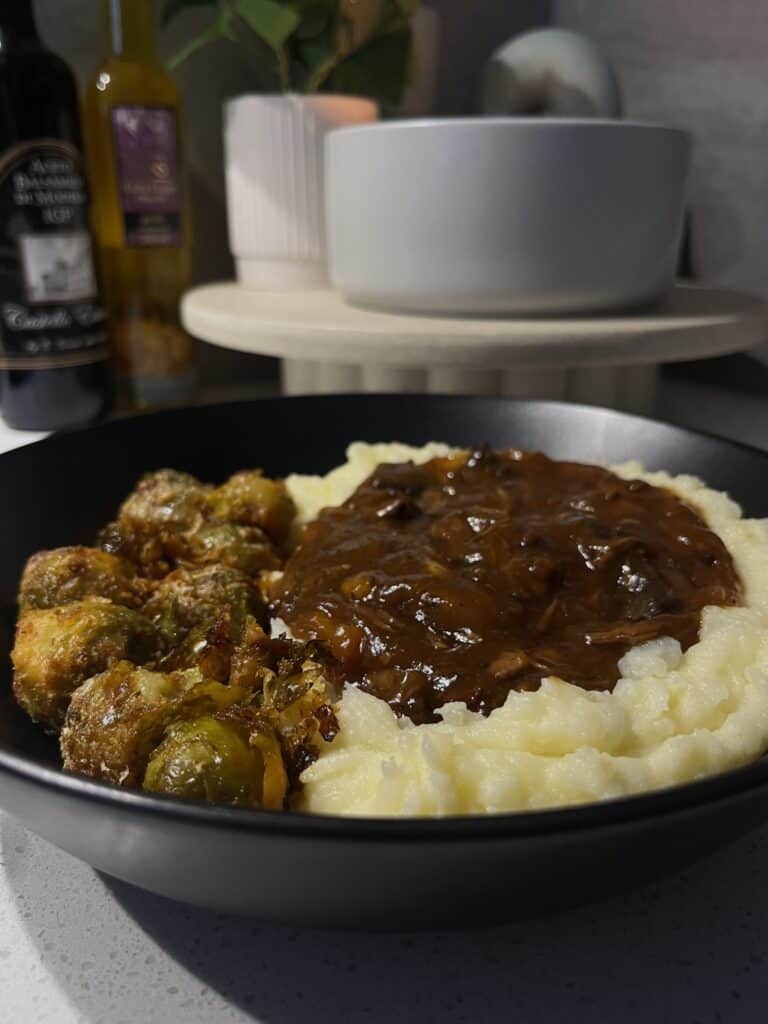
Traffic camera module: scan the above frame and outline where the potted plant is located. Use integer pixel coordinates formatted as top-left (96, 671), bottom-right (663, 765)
top-left (163, 0), bottom-right (421, 288)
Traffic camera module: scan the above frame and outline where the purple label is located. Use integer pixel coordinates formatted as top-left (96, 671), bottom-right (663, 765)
top-left (111, 106), bottom-right (183, 247)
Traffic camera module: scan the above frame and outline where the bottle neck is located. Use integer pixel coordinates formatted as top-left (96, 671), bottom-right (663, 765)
top-left (103, 0), bottom-right (157, 61)
top-left (0, 0), bottom-right (40, 40)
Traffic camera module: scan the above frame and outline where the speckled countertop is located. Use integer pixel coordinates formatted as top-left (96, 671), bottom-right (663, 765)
top-left (3, 376), bottom-right (768, 1023)
top-left (2, 814), bottom-right (768, 1023)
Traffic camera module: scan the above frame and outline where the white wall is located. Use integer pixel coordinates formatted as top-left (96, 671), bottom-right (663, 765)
top-left (556, 0), bottom-right (768, 300)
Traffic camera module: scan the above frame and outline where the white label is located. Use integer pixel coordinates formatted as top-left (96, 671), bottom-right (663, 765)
top-left (18, 231), bottom-right (98, 303)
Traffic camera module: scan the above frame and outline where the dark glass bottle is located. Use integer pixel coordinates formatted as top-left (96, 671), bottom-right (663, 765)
top-left (0, 0), bottom-right (109, 430)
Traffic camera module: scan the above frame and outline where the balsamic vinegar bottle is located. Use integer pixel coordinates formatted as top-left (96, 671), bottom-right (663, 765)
top-left (0, 0), bottom-right (109, 430)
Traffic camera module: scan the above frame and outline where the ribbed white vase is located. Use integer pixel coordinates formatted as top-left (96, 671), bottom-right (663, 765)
top-left (224, 93), bottom-right (378, 289)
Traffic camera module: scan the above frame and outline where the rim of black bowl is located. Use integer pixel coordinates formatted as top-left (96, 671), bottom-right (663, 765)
top-left (3, 743), bottom-right (768, 840)
top-left (2, 394), bottom-right (768, 842)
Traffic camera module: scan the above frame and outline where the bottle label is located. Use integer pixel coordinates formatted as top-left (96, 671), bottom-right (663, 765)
top-left (0, 140), bottom-right (107, 369)
top-left (111, 106), bottom-right (183, 247)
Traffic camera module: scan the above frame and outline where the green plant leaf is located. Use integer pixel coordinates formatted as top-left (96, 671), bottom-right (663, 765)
top-left (225, 17), bottom-right (284, 89)
top-left (164, 0), bottom-right (418, 96)
top-left (290, 0), bottom-right (337, 41)
top-left (166, 12), bottom-right (232, 71)
top-left (327, 27), bottom-right (412, 106)
top-left (293, 6), bottom-right (342, 90)
top-left (296, 31), bottom-right (336, 78)
top-left (232, 0), bottom-right (300, 50)
top-left (161, 0), bottom-right (217, 29)
top-left (228, 0), bottom-right (300, 89)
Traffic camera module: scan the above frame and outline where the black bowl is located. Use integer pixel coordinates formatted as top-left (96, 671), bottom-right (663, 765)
top-left (2, 395), bottom-right (768, 928)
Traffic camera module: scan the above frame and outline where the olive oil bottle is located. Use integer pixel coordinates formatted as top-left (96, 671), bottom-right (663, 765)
top-left (84, 0), bottom-right (195, 409)
top-left (0, 0), bottom-right (109, 430)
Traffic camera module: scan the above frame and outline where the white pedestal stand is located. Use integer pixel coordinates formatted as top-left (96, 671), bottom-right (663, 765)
top-left (182, 284), bottom-right (767, 414)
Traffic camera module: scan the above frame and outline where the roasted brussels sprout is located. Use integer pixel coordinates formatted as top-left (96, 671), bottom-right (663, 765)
top-left (19, 546), bottom-right (142, 611)
top-left (142, 565), bottom-right (268, 679)
top-left (12, 463), bottom-right (319, 811)
top-left (144, 564), bottom-right (267, 642)
top-left (159, 616), bottom-right (237, 682)
top-left (143, 708), bottom-right (287, 809)
top-left (99, 469), bottom-right (213, 577)
top-left (183, 522), bottom-right (281, 574)
top-left (117, 468), bottom-right (211, 533)
top-left (12, 599), bottom-right (159, 731)
top-left (99, 467), bottom-right (293, 577)
top-left (61, 661), bottom-right (249, 785)
top-left (230, 621), bottom-right (340, 790)
top-left (263, 650), bottom-right (340, 790)
top-left (210, 470), bottom-right (295, 546)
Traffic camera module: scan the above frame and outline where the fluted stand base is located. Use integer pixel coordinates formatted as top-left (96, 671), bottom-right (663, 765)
top-left (281, 360), bottom-right (658, 415)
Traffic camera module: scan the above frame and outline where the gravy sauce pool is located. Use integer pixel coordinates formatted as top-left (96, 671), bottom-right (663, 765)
top-left (276, 450), bottom-right (741, 724)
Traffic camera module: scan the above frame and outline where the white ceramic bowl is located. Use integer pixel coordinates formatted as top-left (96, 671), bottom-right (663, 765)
top-left (325, 118), bottom-right (691, 315)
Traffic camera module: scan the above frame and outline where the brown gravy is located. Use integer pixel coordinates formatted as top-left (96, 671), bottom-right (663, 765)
top-left (275, 450), bottom-right (741, 724)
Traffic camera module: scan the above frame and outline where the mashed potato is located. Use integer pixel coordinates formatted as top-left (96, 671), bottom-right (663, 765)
top-left (284, 444), bottom-right (768, 816)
